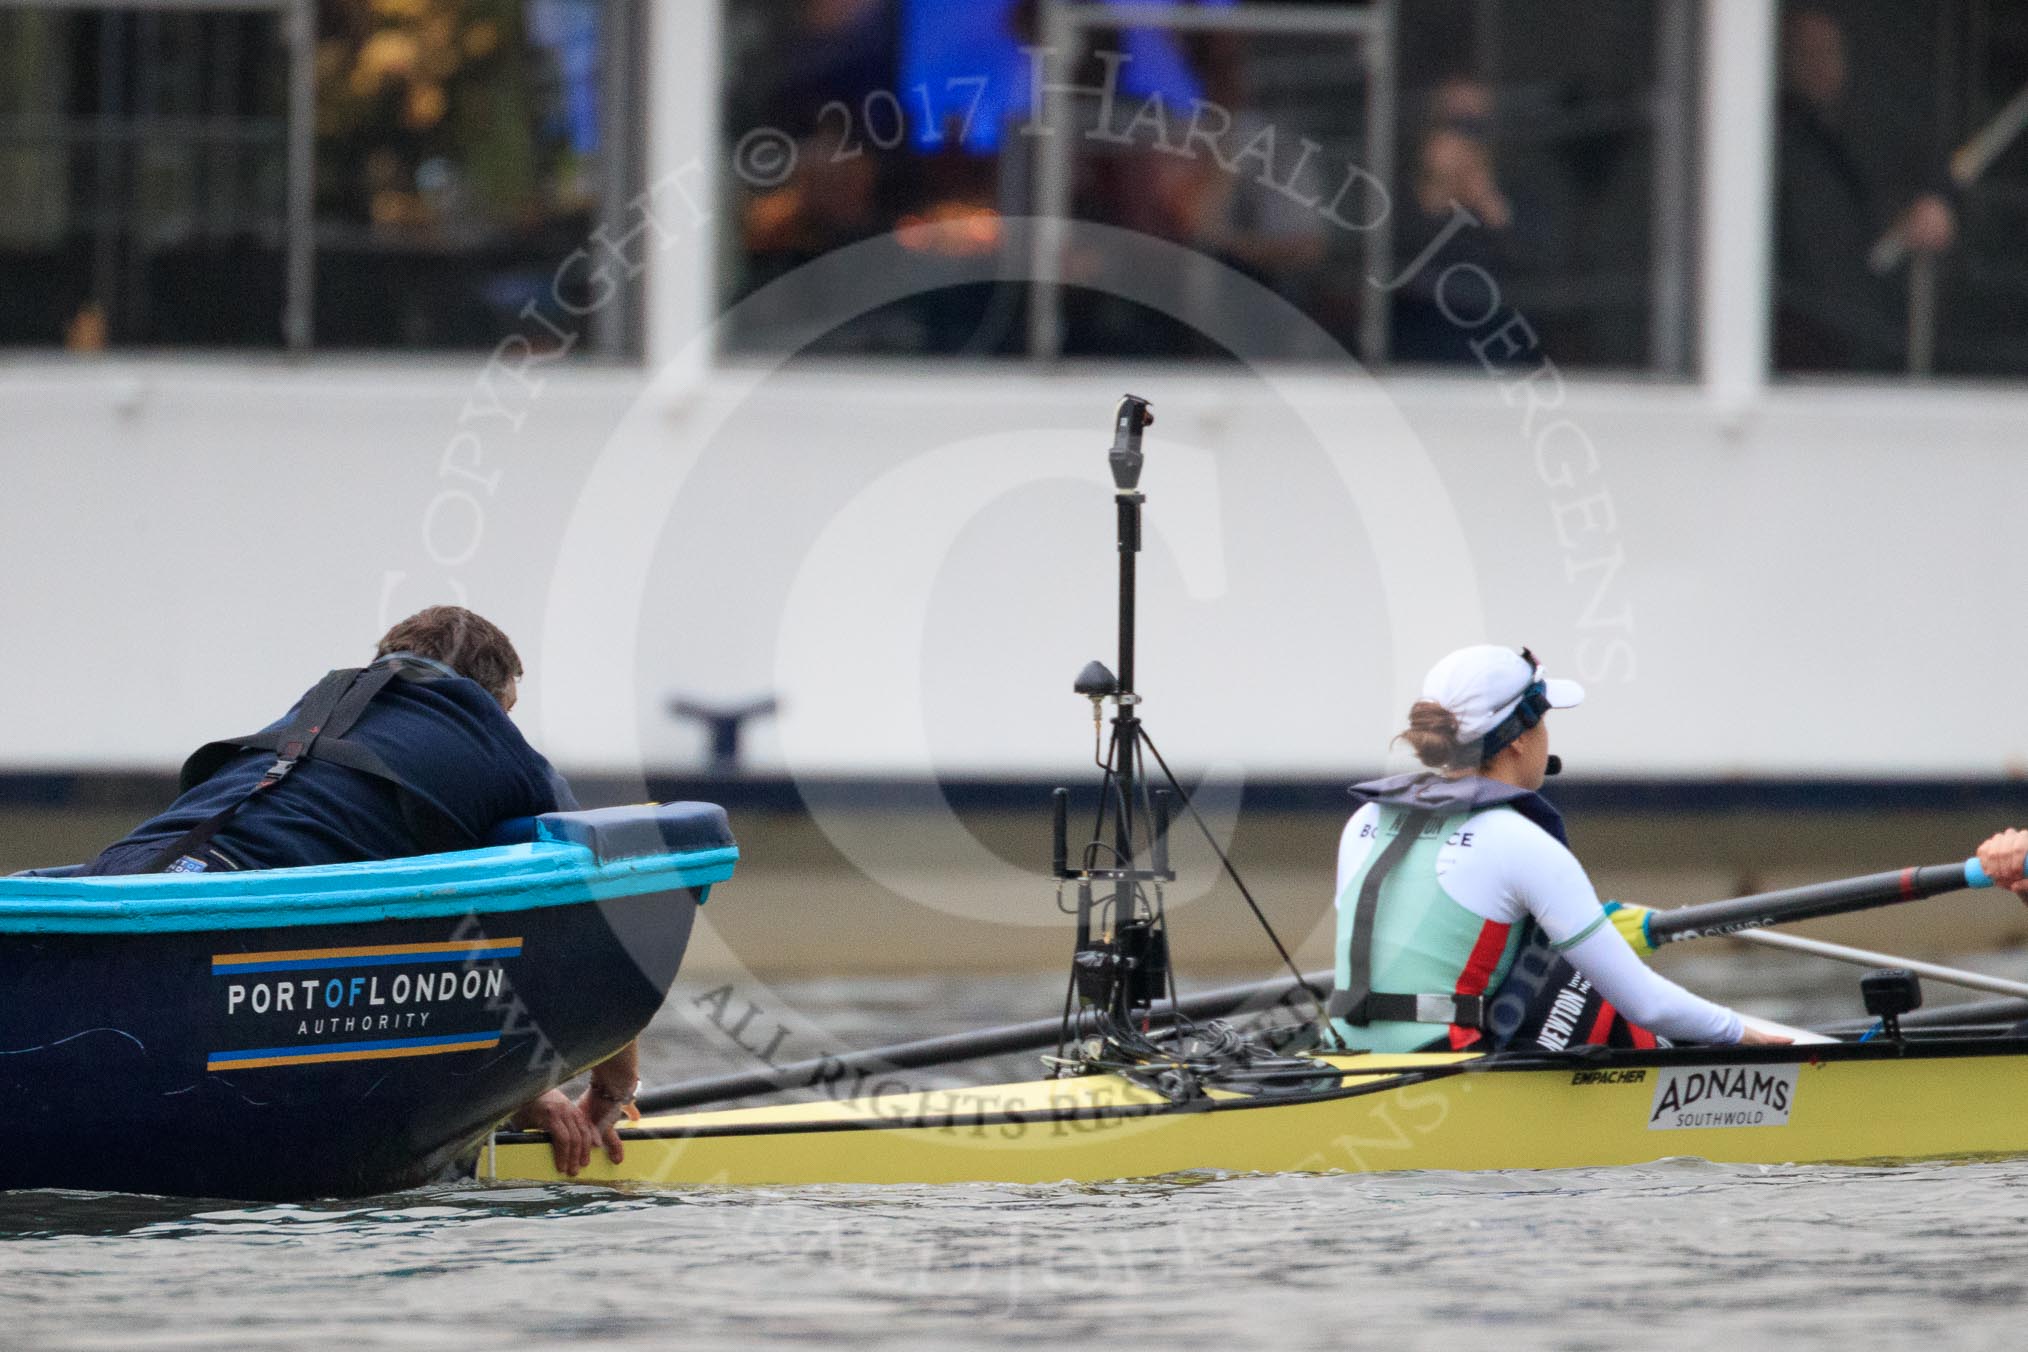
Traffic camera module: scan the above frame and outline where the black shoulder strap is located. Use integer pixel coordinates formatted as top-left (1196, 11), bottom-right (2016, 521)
top-left (1329, 807), bottom-right (1434, 1027)
top-left (153, 667), bottom-right (393, 871)
top-left (179, 666), bottom-right (363, 793)
top-left (1324, 809), bottom-right (1492, 1037)
top-left (165, 662), bottom-right (491, 867)
top-left (314, 666), bottom-right (481, 853)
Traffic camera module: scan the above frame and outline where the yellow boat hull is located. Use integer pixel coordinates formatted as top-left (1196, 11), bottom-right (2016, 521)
top-left (485, 1043), bottom-right (2028, 1187)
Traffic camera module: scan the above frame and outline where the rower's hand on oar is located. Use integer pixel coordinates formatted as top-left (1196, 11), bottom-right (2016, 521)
top-left (1976, 830), bottom-right (2028, 895)
top-left (513, 1088), bottom-right (599, 1177)
top-left (1602, 901), bottom-right (1658, 958)
top-left (1737, 1025), bottom-right (1793, 1046)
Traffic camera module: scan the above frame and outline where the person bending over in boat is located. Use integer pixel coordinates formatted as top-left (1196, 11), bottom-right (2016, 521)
top-left (1331, 645), bottom-right (1788, 1054)
top-left (82, 604), bottom-right (638, 1175)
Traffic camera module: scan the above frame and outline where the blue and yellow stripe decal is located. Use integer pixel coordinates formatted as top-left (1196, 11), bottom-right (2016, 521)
top-left (206, 1031), bottom-right (501, 1072)
top-left (212, 936), bottom-right (523, 975)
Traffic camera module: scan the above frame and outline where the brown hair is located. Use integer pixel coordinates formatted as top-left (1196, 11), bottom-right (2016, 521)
top-left (1394, 700), bottom-right (1482, 771)
top-left (374, 606), bottom-right (523, 706)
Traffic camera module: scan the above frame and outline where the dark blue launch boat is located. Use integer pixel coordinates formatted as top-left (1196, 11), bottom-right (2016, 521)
top-left (0, 802), bottom-right (735, 1201)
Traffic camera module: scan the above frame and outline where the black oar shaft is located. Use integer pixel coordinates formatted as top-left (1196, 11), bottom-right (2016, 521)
top-left (635, 969), bottom-right (1329, 1115)
top-left (1647, 861), bottom-right (1980, 945)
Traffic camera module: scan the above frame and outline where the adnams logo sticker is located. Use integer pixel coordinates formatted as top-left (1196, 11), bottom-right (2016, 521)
top-left (1647, 1064), bottom-right (1799, 1131)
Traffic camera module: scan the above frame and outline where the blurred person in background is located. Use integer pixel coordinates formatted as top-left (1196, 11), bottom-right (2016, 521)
top-left (1020, 4), bottom-right (1340, 357)
top-left (742, 0), bottom-right (894, 267)
top-left (1776, 7), bottom-right (1956, 373)
top-left (1171, 38), bottom-right (1329, 317)
top-left (1388, 75), bottom-right (1524, 365)
top-left (1086, 33), bottom-right (1330, 358)
top-left (736, 0), bottom-right (918, 350)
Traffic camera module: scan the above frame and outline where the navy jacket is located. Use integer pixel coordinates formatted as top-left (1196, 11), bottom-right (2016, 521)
top-left (93, 673), bottom-right (576, 873)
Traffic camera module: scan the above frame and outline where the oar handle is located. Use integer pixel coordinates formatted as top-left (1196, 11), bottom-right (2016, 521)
top-left (1648, 858), bottom-right (1991, 946)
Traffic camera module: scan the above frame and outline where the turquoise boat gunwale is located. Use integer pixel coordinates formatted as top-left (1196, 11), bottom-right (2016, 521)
top-left (0, 838), bottom-right (739, 933)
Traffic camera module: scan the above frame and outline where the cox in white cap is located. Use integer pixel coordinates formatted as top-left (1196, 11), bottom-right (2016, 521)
top-left (1406, 645), bottom-right (1584, 784)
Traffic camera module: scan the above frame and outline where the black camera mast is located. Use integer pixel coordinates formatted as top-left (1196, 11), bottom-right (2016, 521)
top-left (1051, 396), bottom-right (1321, 1065)
top-left (1054, 396), bottom-right (1172, 1034)
top-left (1054, 399), bottom-right (1322, 1070)
top-left (637, 397), bottom-right (1329, 1116)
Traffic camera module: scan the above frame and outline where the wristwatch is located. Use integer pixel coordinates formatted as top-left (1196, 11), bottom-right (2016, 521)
top-left (588, 1077), bottom-right (640, 1106)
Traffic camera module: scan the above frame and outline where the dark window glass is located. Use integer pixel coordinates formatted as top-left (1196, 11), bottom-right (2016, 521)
top-left (1041, 19), bottom-right (1383, 363)
top-left (1394, 0), bottom-right (1694, 371)
top-left (0, 8), bottom-right (290, 348)
top-left (0, 0), bottom-right (638, 354)
top-left (1774, 1), bottom-right (2028, 377)
top-left (719, 0), bottom-right (1695, 371)
top-left (314, 0), bottom-right (636, 352)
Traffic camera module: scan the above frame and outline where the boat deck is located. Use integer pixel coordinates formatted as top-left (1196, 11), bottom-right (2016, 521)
top-left (621, 1052), bottom-right (1464, 1133)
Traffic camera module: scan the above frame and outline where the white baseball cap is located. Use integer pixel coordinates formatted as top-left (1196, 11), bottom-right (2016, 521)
top-left (1421, 645), bottom-right (1584, 746)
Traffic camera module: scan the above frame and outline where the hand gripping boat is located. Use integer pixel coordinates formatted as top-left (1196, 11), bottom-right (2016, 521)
top-left (0, 802), bottom-right (736, 1200)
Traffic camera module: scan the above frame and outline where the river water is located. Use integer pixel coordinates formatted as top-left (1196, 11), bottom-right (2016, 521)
top-left (7, 957), bottom-right (2028, 1351)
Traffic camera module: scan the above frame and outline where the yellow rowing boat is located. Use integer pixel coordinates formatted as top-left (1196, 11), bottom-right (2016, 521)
top-left (485, 1037), bottom-right (2028, 1186)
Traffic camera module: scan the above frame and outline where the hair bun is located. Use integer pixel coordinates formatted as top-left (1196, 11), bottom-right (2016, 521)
top-left (1394, 700), bottom-right (1470, 769)
top-left (1408, 702), bottom-right (1460, 738)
